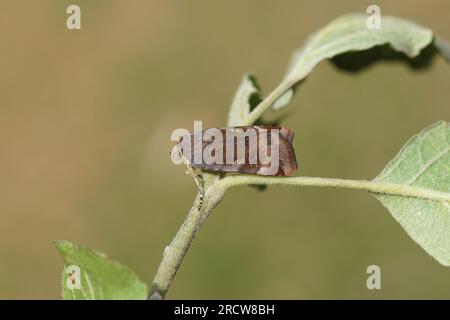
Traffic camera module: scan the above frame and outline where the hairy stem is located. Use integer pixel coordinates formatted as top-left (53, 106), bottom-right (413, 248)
top-left (149, 175), bottom-right (226, 300)
top-left (210, 175), bottom-right (450, 203)
top-left (149, 192), bottom-right (204, 300)
top-left (150, 174), bottom-right (449, 299)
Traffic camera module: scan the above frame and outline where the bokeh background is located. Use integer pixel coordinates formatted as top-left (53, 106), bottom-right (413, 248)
top-left (1, 0), bottom-right (450, 299)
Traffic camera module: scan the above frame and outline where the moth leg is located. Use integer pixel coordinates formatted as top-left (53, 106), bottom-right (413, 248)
top-left (195, 172), bottom-right (204, 210)
top-left (191, 168), bottom-right (204, 195)
top-left (176, 144), bottom-right (205, 209)
top-left (186, 165), bottom-right (204, 210)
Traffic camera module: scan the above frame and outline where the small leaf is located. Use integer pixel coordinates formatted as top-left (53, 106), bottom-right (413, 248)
top-left (373, 122), bottom-right (450, 265)
top-left (227, 73), bottom-right (262, 126)
top-left (273, 14), bottom-right (443, 110)
top-left (55, 240), bottom-right (148, 300)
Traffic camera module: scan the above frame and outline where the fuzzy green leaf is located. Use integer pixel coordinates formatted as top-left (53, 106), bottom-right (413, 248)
top-left (228, 73), bottom-right (262, 126)
top-left (374, 122), bottom-right (450, 265)
top-left (55, 240), bottom-right (148, 300)
top-left (273, 14), bottom-right (436, 110)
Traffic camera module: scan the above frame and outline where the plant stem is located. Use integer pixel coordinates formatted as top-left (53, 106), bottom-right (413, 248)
top-left (149, 175), bottom-right (226, 300)
top-left (242, 80), bottom-right (294, 126)
top-left (210, 175), bottom-right (450, 203)
top-left (150, 174), bottom-right (449, 299)
top-left (148, 192), bottom-right (204, 300)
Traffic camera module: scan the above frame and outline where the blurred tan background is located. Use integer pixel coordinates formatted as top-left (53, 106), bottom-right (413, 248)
top-left (1, 0), bottom-right (450, 299)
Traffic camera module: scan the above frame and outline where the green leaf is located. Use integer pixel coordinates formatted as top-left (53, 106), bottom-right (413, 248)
top-left (373, 122), bottom-right (450, 265)
top-left (273, 14), bottom-right (438, 110)
top-left (55, 240), bottom-right (148, 300)
top-left (227, 73), bottom-right (262, 126)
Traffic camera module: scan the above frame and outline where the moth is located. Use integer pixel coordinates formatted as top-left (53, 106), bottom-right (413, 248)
top-left (172, 125), bottom-right (298, 176)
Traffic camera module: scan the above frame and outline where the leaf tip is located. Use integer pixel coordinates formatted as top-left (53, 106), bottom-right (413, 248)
top-left (54, 240), bottom-right (73, 255)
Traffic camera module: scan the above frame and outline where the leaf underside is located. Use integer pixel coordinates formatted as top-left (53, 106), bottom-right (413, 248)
top-left (273, 14), bottom-right (439, 110)
top-left (374, 122), bottom-right (450, 266)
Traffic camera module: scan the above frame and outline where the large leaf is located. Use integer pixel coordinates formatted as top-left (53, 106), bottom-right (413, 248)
top-left (55, 240), bottom-right (148, 300)
top-left (273, 14), bottom-right (438, 110)
top-left (373, 122), bottom-right (450, 265)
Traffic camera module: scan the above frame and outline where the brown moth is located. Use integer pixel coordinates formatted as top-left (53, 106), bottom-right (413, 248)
top-left (173, 126), bottom-right (298, 176)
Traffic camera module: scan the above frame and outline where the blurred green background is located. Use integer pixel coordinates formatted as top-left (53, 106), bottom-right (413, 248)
top-left (1, 0), bottom-right (450, 299)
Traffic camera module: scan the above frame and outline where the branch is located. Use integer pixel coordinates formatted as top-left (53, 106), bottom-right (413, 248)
top-left (149, 175), bottom-right (227, 300)
top-left (209, 175), bottom-right (450, 203)
top-left (149, 173), bottom-right (449, 299)
top-left (148, 192), bottom-right (204, 299)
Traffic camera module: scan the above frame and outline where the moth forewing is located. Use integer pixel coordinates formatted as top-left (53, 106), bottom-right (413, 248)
top-left (173, 125), bottom-right (298, 176)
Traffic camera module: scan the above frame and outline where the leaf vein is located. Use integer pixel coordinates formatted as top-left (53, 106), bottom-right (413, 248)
top-left (84, 272), bottom-right (95, 300)
top-left (406, 147), bottom-right (450, 185)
